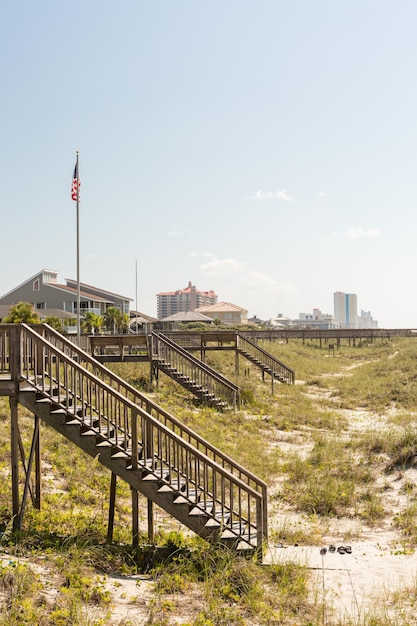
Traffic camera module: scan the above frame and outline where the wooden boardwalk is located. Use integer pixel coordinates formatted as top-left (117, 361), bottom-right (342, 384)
top-left (89, 328), bottom-right (417, 361)
top-left (0, 323), bottom-right (267, 559)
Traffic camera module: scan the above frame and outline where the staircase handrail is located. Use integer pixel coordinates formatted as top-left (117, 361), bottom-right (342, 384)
top-left (25, 325), bottom-right (263, 497)
top-left (237, 332), bottom-right (295, 384)
top-left (152, 332), bottom-right (241, 409)
top-left (154, 332), bottom-right (239, 390)
top-left (13, 324), bottom-right (267, 547)
top-left (163, 333), bottom-right (202, 350)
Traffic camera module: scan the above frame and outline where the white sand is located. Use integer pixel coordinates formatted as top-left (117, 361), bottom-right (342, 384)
top-left (265, 539), bottom-right (417, 620)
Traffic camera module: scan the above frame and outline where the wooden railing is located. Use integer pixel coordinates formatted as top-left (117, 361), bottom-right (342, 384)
top-left (238, 328), bottom-right (417, 341)
top-left (237, 333), bottom-right (295, 384)
top-left (34, 325), bottom-right (260, 493)
top-left (165, 331), bottom-right (237, 352)
top-left (0, 325), bottom-right (11, 373)
top-left (0, 324), bottom-right (267, 548)
top-left (151, 332), bottom-right (241, 410)
top-left (163, 333), bottom-right (202, 351)
top-left (90, 334), bottom-right (149, 360)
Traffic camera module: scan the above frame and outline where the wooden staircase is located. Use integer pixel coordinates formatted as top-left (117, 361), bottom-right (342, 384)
top-left (237, 333), bottom-right (295, 384)
top-left (0, 324), bottom-right (267, 559)
top-left (151, 332), bottom-right (240, 410)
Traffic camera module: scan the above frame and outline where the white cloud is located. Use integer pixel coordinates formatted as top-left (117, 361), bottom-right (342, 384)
top-left (331, 227), bottom-right (382, 240)
top-left (200, 256), bottom-right (248, 275)
top-left (346, 227), bottom-right (382, 239)
top-left (189, 251), bottom-right (215, 259)
top-left (199, 255), bottom-right (296, 296)
top-left (168, 228), bottom-right (192, 237)
top-left (250, 189), bottom-right (294, 201)
top-left (317, 191), bottom-right (326, 198)
top-left (242, 270), bottom-right (296, 296)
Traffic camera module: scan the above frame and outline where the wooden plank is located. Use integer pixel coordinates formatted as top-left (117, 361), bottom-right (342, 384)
top-left (91, 334), bottom-right (148, 348)
top-left (0, 378), bottom-right (15, 396)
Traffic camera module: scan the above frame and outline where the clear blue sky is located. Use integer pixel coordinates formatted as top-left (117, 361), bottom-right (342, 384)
top-left (2, 1), bottom-right (417, 327)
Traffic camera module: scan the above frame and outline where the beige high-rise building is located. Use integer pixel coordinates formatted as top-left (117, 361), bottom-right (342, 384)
top-left (156, 282), bottom-right (217, 319)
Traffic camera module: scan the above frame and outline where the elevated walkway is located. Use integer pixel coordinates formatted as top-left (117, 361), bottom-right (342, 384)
top-left (90, 331), bottom-right (241, 409)
top-left (162, 331), bottom-right (295, 385)
top-left (89, 331), bottom-right (295, 396)
top-left (237, 333), bottom-right (295, 384)
top-left (0, 324), bottom-right (267, 559)
top-left (150, 332), bottom-right (240, 410)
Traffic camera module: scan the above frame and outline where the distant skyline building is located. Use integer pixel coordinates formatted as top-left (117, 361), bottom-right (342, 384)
top-left (358, 309), bottom-right (378, 329)
top-left (156, 281), bottom-right (217, 319)
top-left (333, 292), bottom-right (358, 328)
top-left (297, 308), bottom-right (336, 330)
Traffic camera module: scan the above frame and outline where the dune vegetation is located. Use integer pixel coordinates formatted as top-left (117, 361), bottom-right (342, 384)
top-left (2, 336), bottom-right (417, 624)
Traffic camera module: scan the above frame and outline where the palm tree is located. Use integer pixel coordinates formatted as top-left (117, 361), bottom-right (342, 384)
top-left (117, 313), bottom-right (130, 334)
top-left (81, 312), bottom-right (103, 334)
top-left (44, 316), bottom-right (63, 333)
top-left (93, 315), bottom-right (104, 334)
top-left (3, 302), bottom-right (40, 323)
top-left (104, 306), bottom-right (120, 334)
top-left (104, 307), bottom-right (129, 333)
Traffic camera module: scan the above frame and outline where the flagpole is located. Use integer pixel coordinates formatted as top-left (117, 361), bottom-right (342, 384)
top-left (76, 150), bottom-right (81, 346)
top-left (135, 259), bottom-right (138, 334)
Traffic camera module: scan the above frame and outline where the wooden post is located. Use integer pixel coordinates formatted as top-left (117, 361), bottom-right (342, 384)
top-left (36, 336), bottom-right (44, 380)
top-left (256, 497), bottom-right (263, 563)
top-left (18, 431), bottom-right (35, 505)
top-left (132, 488), bottom-right (139, 547)
top-left (149, 334), bottom-right (154, 384)
top-left (17, 416), bottom-right (40, 528)
top-left (107, 472), bottom-right (117, 543)
top-left (10, 396), bottom-right (20, 529)
top-left (131, 409), bottom-right (138, 470)
top-left (148, 499), bottom-right (154, 542)
top-left (10, 325), bottom-right (21, 530)
top-left (35, 416), bottom-right (41, 510)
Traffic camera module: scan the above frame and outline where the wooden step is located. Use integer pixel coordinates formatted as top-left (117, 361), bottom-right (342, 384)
top-left (16, 346), bottom-right (262, 559)
top-left (157, 484), bottom-right (174, 493)
top-left (65, 417), bottom-right (82, 426)
top-left (110, 449), bottom-right (129, 460)
top-left (49, 408), bottom-right (67, 416)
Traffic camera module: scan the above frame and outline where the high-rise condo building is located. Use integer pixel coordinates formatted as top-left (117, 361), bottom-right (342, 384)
top-left (156, 282), bottom-right (217, 319)
top-left (333, 292), bottom-right (358, 328)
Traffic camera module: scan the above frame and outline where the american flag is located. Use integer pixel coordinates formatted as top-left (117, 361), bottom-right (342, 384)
top-left (71, 163), bottom-right (80, 201)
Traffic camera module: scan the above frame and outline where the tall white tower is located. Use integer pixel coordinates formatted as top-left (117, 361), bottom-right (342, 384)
top-left (334, 292), bottom-right (358, 328)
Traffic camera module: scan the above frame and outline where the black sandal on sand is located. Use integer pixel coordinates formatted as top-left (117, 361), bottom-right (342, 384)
top-left (337, 546), bottom-right (346, 554)
top-left (329, 544), bottom-right (336, 552)
top-left (344, 546), bottom-right (352, 554)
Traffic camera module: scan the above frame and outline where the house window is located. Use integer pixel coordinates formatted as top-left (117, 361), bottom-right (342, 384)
top-left (35, 303), bottom-right (46, 310)
top-left (33, 279), bottom-right (40, 291)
